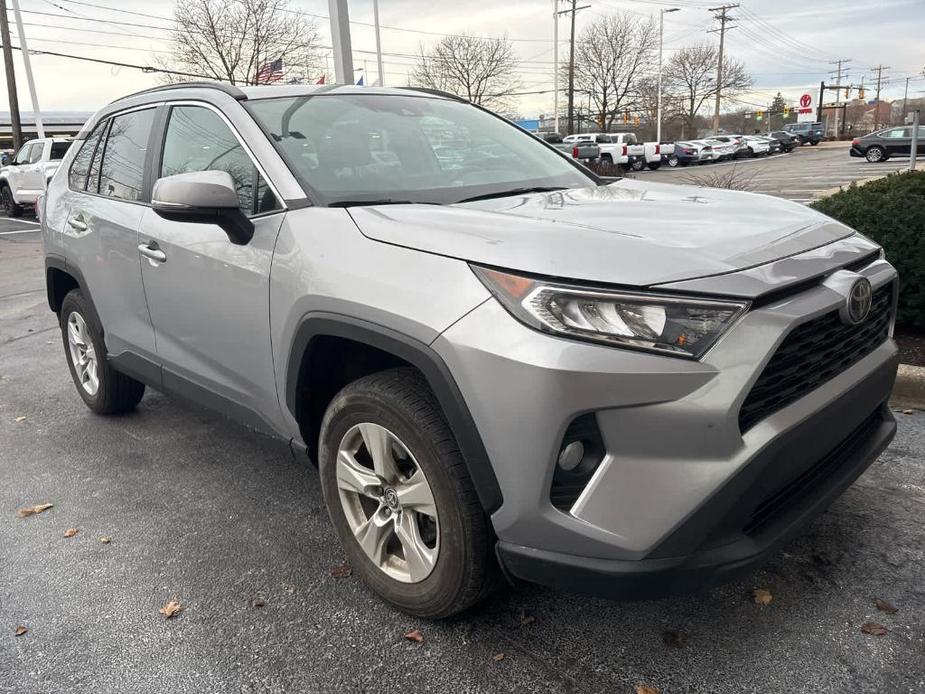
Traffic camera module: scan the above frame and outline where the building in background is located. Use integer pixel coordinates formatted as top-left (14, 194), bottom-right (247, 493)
top-left (0, 112), bottom-right (91, 150)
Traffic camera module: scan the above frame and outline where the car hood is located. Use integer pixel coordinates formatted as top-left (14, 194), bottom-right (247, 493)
top-left (349, 179), bottom-right (855, 287)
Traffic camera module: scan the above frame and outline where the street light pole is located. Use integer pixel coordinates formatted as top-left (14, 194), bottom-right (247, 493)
top-left (656, 7), bottom-right (680, 143)
top-left (328, 0), bottom-right (354, 84)
top-left (9, 0), bottom-right (43, 138)
top-left (372, 0), bottom-right (384, 86)
top-left (553, 0), bottom-right (559, 134)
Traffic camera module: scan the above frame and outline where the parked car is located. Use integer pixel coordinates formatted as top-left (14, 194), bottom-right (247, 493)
top-left (710, 135), bottom-right (750, 159)
top-left (850, 125), bottom-right (925, 162)
top-left (0, 137), bottom-right (72, 217)
top-left (758, 135), bottom-right (783, 155)
top-left (768, 131), bottom-right (800, 153)
top-left (742, 135), bottom-right (772, 157)
top-left (687, 139), bottom-right (721, 163)
top-left (784, 122), bottom-right (824, 146)
top-left (541, 133), bottom-right (600, 164)
top-left (668, 141), bottom-right (700, 167)
top-left (43, 82), bottom-right (899, 618)
top-left (567, 132), bottom-right (664, 171)
top-left (704, 138), bottom-right (736, 160)
top-left (560, 133), bottom-right (627, 169)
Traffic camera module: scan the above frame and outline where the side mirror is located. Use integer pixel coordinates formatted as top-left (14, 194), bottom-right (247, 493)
top-left (151, 170), bottom-right (254, 245)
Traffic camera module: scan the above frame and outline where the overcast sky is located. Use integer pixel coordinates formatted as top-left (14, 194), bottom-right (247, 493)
top-left (1, 0), bottom-right (923, 117)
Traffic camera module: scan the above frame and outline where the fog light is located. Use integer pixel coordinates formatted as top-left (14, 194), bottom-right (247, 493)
top-left (557, 441), bottom-right (585, 471)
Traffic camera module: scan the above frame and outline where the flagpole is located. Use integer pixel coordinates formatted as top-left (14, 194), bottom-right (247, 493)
top-left (373, 0), bottom-right (384, 86)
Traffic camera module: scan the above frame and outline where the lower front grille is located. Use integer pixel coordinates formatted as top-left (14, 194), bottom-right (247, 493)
top-left (739, 283), bottom-right (893, 432)
top-left (743, 409), bottom-right (883, 537)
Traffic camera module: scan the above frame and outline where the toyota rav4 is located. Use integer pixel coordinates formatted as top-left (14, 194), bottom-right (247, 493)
top-left (41, 83), bottom-right (899, 618)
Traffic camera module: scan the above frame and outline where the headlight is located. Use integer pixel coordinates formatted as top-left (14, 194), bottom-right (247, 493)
top-left (473, 266), bottom-right (749, 359)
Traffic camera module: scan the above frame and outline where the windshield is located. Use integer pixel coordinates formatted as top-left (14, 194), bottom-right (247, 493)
top-left (246, 93), bottom-right (593, 205)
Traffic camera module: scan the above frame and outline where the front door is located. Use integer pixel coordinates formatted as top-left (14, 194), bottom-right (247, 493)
top-left (138, 103), bottom-right (286, 433)
top-left (9, 142), bottom-right (44, 198)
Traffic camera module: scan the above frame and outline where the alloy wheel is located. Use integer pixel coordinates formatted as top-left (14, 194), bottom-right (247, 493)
top-left (66, 312), bottom-right (99, 396)
top-left (335, 422), bottom-right (439, 583)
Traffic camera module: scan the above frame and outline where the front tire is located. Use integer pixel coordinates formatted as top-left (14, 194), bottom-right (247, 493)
top-left (319, 368), bottom-right (496, 618)
top-left (1, 185), bottom-right (24, 218)
top-left (865, 146), bottom-right (886, 163)
top-left (60, 290), bottom-right (145, 414)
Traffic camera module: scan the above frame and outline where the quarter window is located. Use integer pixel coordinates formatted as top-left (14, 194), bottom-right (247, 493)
top-left (160, 105), bottom-right (279, 216)
top-left (97, 108), bottom-right (156, 202)
top-left (69, 122), bottom-right (107, 191)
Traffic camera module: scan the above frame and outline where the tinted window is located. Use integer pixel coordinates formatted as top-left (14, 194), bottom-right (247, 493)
top-left (98, 108), bottom-right (155, 202)
top-left (883, 128), bottom-right (909, 139)
top-left (50, 142), bottom-right (71, 160)
top-left (69, 124), bottom-right (107, 190)
top-left (160, 105), bottom-right (279, 216)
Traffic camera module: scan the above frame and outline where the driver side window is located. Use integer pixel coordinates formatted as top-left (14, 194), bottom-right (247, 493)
top-left (14, 143), bottom-right (33, 165)
top-left (160, 105), bottom-right (280, 216)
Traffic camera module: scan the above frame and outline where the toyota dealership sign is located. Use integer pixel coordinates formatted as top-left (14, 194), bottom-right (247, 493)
top-left (797, 92), bottom-right (816, 123)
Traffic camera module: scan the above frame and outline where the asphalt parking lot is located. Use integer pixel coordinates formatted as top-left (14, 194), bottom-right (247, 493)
top-left (635, 141), bottom-right (916, 204)
top-left (1, 198), bottom-right (924, 693)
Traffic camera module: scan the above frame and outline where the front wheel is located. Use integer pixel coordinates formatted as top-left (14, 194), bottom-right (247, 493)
top-left (865, 146), bottom-right (887, 163)
top-left (59, 289), bottom-right (145, 413)
top-left (319, 368), bottom-right (496, 618)
top-left (0, 185), bottom-right (24, 218)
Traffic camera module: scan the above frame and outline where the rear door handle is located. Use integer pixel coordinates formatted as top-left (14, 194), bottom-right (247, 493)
top-left (67, 217), bottom-right (87, 231)
top-left (138, 241), bottom-right (167, 264)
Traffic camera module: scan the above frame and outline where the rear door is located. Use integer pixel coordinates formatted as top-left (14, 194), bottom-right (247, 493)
top-left (137, 103), bottom-right (286, 432)
top-left (63, 107), bottom-right (159, 359)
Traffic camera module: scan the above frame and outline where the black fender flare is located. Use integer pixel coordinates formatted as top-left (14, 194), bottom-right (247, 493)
top-left (286, 313), bottom-right (503, 514)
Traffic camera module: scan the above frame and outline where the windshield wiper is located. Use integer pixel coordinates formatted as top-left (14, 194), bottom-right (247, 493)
top-left (328, 199), bottom-right (440, 208)
top-left (455, 186), bottom-right (568, 204)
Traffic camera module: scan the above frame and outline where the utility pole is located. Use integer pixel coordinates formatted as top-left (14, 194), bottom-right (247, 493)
top-left (902, 76), bottom-right (910, 123)
top-left (9, 0), bottom-right (43, 138)
top-left (870, 64), bottom-right (890, 130)
top-left (656, 7), bottom-right (680, 142)
top-left (372, 0), bottom-right (384, 86)
top-left (909, 109), bottom-right (920, 172)
top-left (567, 0), bottom-right (578, 135)
top-left (553, 0), bottom-right (559, 134)
top-left (708, 4), bottom-right (738, 134)
top-left (829, 58), bottom-right (850, 138)
top-left (328, 0), bottom-right (354, 84)
top-left (0, 0), bottom-right (23, 150)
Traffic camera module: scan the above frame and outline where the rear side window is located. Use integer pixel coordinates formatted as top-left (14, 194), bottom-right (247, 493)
top-left (160, 105), bottom-right (279, 216)
top-left (98, 108), bottom-right (156, 202)
top-left (50, 142), bottom-right (71, 160)
top-left (69, 123), bottom-right (107, 190)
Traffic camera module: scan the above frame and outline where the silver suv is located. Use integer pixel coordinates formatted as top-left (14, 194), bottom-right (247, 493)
top-left (41, 83), bottom-right (899, 618)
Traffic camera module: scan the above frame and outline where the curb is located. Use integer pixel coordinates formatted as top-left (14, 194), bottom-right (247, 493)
top-left (891, 364), bottom-right (925, 411)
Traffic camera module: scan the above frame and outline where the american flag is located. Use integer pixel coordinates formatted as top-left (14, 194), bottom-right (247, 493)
top-left (256, 57), bottom-right (284, 84)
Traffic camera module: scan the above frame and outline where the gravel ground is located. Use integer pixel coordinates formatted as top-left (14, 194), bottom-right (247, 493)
top-left (1, 225), bottom-right (924, 694)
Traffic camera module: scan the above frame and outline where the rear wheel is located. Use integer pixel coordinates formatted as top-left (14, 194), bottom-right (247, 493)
top-left (0, 185), bottom-right (23, 218)
top-left (630, 159), bottom-right (645, 171)
top-left (667, 155), bottom-right (680, 168)
top-left (60, 289), bottom-right (145, 414)
top-left (865, 146), bottom-right (886, 163)
top-left (319, 368), bottom-right (496, 618)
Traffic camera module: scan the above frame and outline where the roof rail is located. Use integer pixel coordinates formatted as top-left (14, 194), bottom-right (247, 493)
top-left (397, 86), bottom-right (469, 103)
top-left (109, 81), bottom-right (247, 105)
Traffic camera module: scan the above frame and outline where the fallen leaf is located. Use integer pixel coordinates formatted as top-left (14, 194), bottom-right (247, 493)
top-left (330, 562), bottom-right (352, 578)
top-left (753, 587), bottom-right (773, 605)
top-left (492, 653), bottom-right (505, 662)
top-left (861, 622), bottom-right (887, 636)
top-left (902, 409), bottom-right (914, 415)
top-left (14, 416), bottom-right (26, 423)
top-left (252, 598), bottom-right (266, 608)
top-left (519, 609), bottom-right (535, 626)
top-left (63, 528), bottom-right (78, 538)
top-left (874, 599), bottom-right (898, 614)
top-left (403, 629), bottom-right (424, 643)
top-left (99, 536), bottom-right (111, 544)
top-left (636, 685), bottom-right (659, 694)
top-left (17, 503), bottom-right (53, 518)
top-left (15, 626), bottom-right (27, 637)
top-left (159, 600), bottom-right (183, 619)
top-left (662, 630), bottom-right (688, 648)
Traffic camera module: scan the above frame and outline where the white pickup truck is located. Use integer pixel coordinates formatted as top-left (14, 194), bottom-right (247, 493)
top-left (0, 138), bottom-right (72, 217)
top-left (563, 132), bottom-right (673, 171)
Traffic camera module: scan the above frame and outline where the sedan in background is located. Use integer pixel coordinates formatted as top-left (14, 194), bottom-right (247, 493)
top-left (668, 142), bottom-right (701, 167)
top-left (850, 126), bottom-right (925, 162)
top-left (704, 138), bottom-right (736, 161)
top-left (742, 136), bottom-right (772, 157)
top-left (768, 131), bottom-right (800, 153)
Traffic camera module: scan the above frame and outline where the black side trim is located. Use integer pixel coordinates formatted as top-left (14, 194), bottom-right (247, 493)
top-left (286, 314), bottom-right (503, 513)
top-left (108, 351), bottom-right (162, 389)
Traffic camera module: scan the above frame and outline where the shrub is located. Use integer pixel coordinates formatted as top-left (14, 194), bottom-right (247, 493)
top-left (811, 171), bottom-right (925, 329)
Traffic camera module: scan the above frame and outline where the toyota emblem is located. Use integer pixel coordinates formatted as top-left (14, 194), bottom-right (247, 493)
top-left (845, 278), bottom-right (872, 325)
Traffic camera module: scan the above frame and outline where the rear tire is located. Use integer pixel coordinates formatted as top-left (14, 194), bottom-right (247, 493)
top-left (667, 155), bottom-right (679, 168)
top-left (60, 289), bottom-right (145, 414)
top-left (630, 159), bottom-right (645, 171)
top-left (319, 368), bottom-right (496, 618)
top-left (0, 185), bottom-right (23, 218)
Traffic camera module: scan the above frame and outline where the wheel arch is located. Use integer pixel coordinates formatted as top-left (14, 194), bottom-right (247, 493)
top-left (286, 314), bottom-right (503, 514)
top-left (45, 256), bottom-right (85, 315)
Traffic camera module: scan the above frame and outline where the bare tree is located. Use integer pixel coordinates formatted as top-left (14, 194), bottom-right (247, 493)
top-left (160, 0), bottom-right (322, 85)
top-left (663, 44), bottom-right (751, 137)
top-left (562, 13), bottom-right (657, 131)
top-left (411, 34), bottom-right (519, 111)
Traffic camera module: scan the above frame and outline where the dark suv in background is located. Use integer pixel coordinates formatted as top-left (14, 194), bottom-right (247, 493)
top-left (784, 122), bottom-right (824, 146)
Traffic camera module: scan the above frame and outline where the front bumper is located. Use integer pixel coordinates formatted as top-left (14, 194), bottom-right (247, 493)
top-left (433, 240), bottom-right (897, 598)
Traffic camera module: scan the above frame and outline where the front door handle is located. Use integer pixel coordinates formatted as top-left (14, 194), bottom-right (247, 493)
top-left (138, 241), bottom-right (167, 264)
top-left (67, 217), bottom-right (87, 231)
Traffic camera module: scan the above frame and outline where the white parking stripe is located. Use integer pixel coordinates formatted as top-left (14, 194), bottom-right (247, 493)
top-left (0, 228), bottom-right (41, 236)
top-left (0, 218), bottom-right (40, 226)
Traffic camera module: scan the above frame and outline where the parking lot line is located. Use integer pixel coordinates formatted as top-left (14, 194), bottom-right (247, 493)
top-left (0, 228), bottom-right (41, 236)
top-left (0, 218), bottom-right (41, 226)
